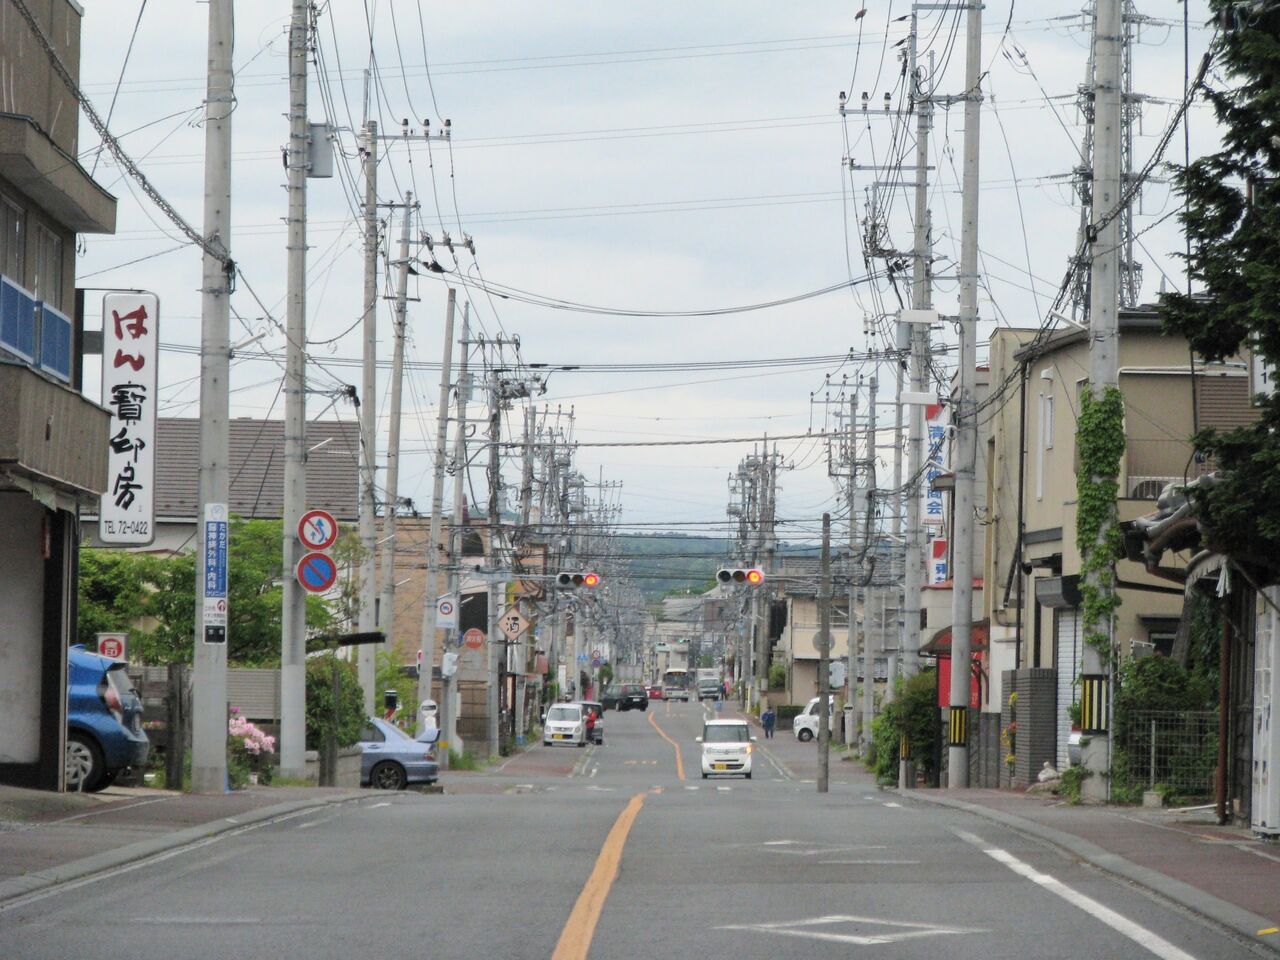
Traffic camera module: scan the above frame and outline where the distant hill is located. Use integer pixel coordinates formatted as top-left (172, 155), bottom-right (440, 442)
top-left (614, 533), bottom-right (725, 601)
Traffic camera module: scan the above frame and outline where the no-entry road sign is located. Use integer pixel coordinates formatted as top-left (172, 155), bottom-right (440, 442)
top-left (298, 509), bottom-right (339, 551)
top-left (296, 551), bottom-right (338, 593)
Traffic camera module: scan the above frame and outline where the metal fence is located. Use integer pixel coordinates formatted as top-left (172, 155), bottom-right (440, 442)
top-left (1113, 709), bottom-right (1218, 800)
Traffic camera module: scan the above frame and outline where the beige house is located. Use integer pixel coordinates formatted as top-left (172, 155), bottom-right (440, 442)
top-left (983, 308), bottom-right (1257, 776)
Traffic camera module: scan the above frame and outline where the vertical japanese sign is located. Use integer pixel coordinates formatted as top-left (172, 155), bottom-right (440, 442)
top-left (202, 502), bottom-right (229, 644)
top-left (100, 292), bottom-right (159, 545)
top-left (928, 536), bottom-right (949, 586)
top-left (922, 402), bottom-right (948, 528)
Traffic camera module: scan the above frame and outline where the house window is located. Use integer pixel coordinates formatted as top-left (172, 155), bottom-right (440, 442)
top-left (1043, 393), bottom-right (1054, 450)
top-left (1036, 393), bottom-right (1047, 501)
top-left (0, 194), bottom-right (23, 281)
top-left (32, 224), bottom-right (62, 310)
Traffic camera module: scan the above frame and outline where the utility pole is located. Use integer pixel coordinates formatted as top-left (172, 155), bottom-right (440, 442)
top-left (377, 194), bottom-right (413, 659)
top-left (903, 6), bottom-right (934, 684)
top-left (861, 375), bottom-right (878, 756)
top-left (817, 512), bottom-right (832, 794)
top-left (845, 389), bottom-right (859, 748)
top-left (278, 0), bottom-right (310, 780)
top-left (948, 0), bottom-right (983, 789)
top-left (191, 0), bottom-right (233, 794)
top-left (416, 288), bottom-right (456, 733)
top-left (486, 367), bottom-right (503, 757)
top-left (1081, 0), bottom-right (1124, 800)
top-left (442, 303), bottom-right (470, 764)
top-left (357, 118), bottom-right (379, 713)
top-left (514, 404), bottom-right (536, 743)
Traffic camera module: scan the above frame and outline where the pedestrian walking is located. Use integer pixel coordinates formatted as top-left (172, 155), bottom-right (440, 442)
top-left (761, 706), bottom-right (776, 738)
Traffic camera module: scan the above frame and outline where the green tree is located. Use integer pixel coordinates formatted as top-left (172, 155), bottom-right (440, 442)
top-left (1158, 6), bottom-right (1280, 581)
top-left (597, 663), bottom-right (614, 688)
top-left (305, 654), bottom-right (365, 750)
top-left (139, 518), bottom-right (336, 665)
top-left (77, 549), bottom-right (159, 648)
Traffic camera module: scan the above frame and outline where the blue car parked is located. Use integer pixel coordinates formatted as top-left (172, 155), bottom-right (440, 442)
top-left (66, 646), bottom-right (149, 792)
top-left (357, 717), bottom-right (440, 790)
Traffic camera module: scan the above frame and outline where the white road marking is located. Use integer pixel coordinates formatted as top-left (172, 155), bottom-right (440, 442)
top-left (955, 830), bottom-right (1201, 960)
top-left (589, 765), bottom-right (598, 778)
top-left (883, 801), bottom-right (903, 808)
top-left (820, 859), bottom-right (921, 865)
top-left (685, 785), bottom-right (700, 791)
top-left (719, 914), bottom-right (981, 946)
top-left (368, 802), bottom-right (392, 809)
top-left (717, 786), bottom-right (732, 792)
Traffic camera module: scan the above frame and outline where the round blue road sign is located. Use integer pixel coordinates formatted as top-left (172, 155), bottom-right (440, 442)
top-left (296, 551), bottom-right (338, 593)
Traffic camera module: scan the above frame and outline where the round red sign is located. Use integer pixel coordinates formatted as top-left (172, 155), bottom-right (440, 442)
top-left (463, 628), bottom-right (486, 650)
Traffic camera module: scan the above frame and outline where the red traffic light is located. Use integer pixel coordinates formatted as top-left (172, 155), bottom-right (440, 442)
top-left (557, 571), bottom-right (602, 589)
top-left (717, 567), bottom-right (765, 586)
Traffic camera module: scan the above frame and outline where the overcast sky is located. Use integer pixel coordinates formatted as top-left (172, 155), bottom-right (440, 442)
top-left (73, 1), bottom-right (1219, 543)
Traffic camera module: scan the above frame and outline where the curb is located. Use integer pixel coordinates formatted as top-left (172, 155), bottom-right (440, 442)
top-left (0, 791), bottom-right (365, 909)
top-left (897, 789), bottom-right (1280, 954)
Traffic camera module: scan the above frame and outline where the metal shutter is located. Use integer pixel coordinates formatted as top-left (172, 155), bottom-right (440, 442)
top-left (1055, 608), bottom-right (1081, 768)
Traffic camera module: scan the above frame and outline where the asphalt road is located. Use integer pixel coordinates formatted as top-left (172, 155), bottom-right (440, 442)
top-left (0, 699), bottom-right (1270, 959)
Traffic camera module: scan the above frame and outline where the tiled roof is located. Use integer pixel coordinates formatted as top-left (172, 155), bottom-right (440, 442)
top-left (153, 418), bottom-right (360, 521)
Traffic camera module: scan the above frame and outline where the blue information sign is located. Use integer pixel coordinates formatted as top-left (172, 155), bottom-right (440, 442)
top-left (204, 504), bottom-right (228, 599)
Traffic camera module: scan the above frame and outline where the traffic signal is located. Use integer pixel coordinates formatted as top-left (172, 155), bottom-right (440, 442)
top-left (557, 571), bottom-right (601, 589)
top-left (717, 567), bottom-right (765, 586)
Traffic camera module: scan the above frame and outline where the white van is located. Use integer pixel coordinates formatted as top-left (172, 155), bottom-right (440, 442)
top-left (792, 696), bottom-right (836, 742)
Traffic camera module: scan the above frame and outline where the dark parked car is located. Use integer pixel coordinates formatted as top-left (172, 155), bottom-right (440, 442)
top-left (602, 683), bottom-right (649, 712)
top-left (66, 646), bottom-right (149, 792)
top-left (357, 717), bottom-right (440, 790)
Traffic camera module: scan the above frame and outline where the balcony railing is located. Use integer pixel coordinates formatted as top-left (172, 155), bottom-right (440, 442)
top-left (0, 274), bottom-right (72, 383)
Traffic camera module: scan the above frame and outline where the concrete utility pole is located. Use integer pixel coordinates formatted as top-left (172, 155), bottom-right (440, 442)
top-left (191, 0), bottom-right (234, 794)
top-left (442, 303), bottom-right (470, 763)
top-left (377, 194), bottom-right (413, 659)
top-left (948, 0), bottom-right (983, 789)
top-left (278, 0), bottom-right (310, 780)
top-left (845, 390), bottom-right (859, 748)
top-left (862, 376), bottom-right (878, 757)
top-left (1082, 0), bottom-right (1124, 800)
top-left (356, 119), bottom-right (379, 713)
top-left (486, 368), bottom-right (503, 756)
top-left (514, 405), bottom-right (536, 742)
top-left (416, 288), bottom-right (456, 733)
top-left (903, 9), bottom-right (934, 683)
top-left (817, 512), bottom-right (832, 794)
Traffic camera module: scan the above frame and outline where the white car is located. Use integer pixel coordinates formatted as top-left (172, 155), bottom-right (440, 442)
top-left (543, 703), bottom-right (587, 747)
top-left (698, 719), bottom-right (754, 779)
top-left (792, 696), bottom-right (836, 742)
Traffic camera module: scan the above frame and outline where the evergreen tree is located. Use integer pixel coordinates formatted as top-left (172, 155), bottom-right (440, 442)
top-left (1159, 2), bottom-right (1280, 581)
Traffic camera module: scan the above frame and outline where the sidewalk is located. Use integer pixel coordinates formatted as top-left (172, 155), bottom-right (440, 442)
top-left (743, 715), bottom-right (1280, 951)
top-left (0, 784), bottom-right (363, 906)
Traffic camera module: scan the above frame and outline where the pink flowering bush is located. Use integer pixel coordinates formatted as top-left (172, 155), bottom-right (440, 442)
top-left (227, 707), bottom-right (275, 787)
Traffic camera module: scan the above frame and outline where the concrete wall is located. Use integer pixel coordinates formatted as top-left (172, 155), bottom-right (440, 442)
top-left (0, 494), bottom-right (45, 764)
top-left (0, 0), bottom-right (83, 157)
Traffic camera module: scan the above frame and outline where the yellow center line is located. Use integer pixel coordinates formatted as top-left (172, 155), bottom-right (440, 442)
top-left (551, 792), bottom-right (646, 960)
top-left (648, 710), bottom-right (686, 781)
top-left (1259, 927), bottom-right (1279, 937)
